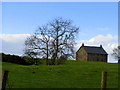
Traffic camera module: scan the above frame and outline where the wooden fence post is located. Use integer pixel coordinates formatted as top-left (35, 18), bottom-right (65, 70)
top-left (101, 71), bottom-right (107, 90)
top-left (2, 70), bottom-right (9, 90)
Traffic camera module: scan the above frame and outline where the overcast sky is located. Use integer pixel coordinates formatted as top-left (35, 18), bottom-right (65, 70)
top-left (1, 2), bottom-right (118, 63)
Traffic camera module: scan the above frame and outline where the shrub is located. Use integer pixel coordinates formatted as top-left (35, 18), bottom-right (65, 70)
top-left (2, 53), bottom-right (29, 65)
top-left (2, 53), bottom-right (43, 65)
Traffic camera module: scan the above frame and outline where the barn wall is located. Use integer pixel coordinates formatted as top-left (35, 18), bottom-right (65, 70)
top-left (76, 47), bottom-right (87, 61)
top-left (88, 54), bottom-right (107, 62)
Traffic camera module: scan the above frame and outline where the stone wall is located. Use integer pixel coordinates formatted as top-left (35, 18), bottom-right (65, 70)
top-left (76, 47), bottom-right (87, 61)
top-left (88, 53), bottom-right (107, 62)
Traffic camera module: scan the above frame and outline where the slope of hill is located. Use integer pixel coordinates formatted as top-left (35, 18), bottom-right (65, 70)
top-left (2, 61), bottom-right (118, 88)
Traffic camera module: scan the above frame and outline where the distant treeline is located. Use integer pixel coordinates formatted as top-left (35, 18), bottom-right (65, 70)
top-left (0, 53), bottom-right (43, 65)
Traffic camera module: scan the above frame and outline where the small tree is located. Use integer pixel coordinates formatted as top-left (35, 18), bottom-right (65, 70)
top-left (112, 45), bottom-right (120, 63)
top-left (24, 28), bottom-right (51, 65)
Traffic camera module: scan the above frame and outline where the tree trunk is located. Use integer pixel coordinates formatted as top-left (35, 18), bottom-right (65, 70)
top-left (46, 43), bottom-right (49, 65)
top-left (56, 27), bottom-right (59, 60)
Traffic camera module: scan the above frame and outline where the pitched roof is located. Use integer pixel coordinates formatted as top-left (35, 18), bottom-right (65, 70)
top-left (82, 46), bottom-right (108, 55)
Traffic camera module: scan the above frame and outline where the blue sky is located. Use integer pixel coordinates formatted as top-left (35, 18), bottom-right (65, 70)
top-left (1, 2), bottom-right (118, 62)
top-left (3, 2), bottom-right (117, 35)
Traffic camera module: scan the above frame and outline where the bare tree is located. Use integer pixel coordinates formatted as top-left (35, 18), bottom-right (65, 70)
top-left (48, 18), bottom-right (79, 64)
top-left (24, 25), bottom-right (51, 64)
top-left (24, 17), bottom-right (79, 65)
top-left (24, 35), bottom-right (39, 58)
top-left (112, 45), bottom-right (120, 63)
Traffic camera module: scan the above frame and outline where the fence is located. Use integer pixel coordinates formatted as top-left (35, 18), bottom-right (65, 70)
top-left (1, 70), bottom-right (107, 89)
top-left (2, 70), bottom-right (9, 90)
top-left (101, 71), bottom-right (107, 90)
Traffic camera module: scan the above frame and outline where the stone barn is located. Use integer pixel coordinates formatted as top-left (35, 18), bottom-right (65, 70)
top-left (76, 43), bottom-right (108, 62)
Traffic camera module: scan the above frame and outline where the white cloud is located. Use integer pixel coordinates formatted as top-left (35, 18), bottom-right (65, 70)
top-left (85, 34), bottom-right (117, 44)
top-left (104, 43), bottom-right (118, 54)
top-left (0, 34), bottom-right (31, 56)
top-left (76, 34), bottom-right (117, 47)
top-left (0, 34), bottom-right (30, 42)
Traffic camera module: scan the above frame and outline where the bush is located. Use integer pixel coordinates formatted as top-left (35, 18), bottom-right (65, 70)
top-left (22, 57), bottom-right (43, 65)
top-left (22, 56), bottom-right (34, 65)
top-left (1, 53), bottom-right (67, 65)
top-left (1, 53), bottom-right (43, 65)
top-left (47, 59), bottom-right (66, 65)
top-left (34, 58), bottom-right (43, 65)
top-left (56, 55), bottom-right (67, 65)
top-left (2, 53), bottom-right (29, 65)
top-left (56, 59), bottom-right (66, 65)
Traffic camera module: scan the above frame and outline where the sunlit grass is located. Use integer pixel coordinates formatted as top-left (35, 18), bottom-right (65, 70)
top-left (2, 60), bottom-right (118, 88)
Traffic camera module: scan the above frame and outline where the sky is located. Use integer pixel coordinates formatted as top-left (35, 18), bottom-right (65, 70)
top-left (1, 0), bottom-right (120, 2)
top-left (0, 2), bottom-right (118, 63)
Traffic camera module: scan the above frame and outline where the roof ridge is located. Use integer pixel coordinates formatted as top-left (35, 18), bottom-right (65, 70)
top-left (83, 46), bottom-right (100, 48)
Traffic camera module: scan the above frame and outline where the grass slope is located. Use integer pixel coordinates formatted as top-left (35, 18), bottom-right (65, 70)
top-left (2, 61), bottom-right (118, 88)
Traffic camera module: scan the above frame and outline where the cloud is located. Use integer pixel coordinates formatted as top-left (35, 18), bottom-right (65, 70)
top-left (76, 34), bottom-right (118, 52)
top-left (104, 43), bottom-right (118, 54)
top-left (90, 34), bottom-right (117, 43)
top-left (0, 34), bottom-right (31, 55)
top-left (0, 34), bottom-right (30, 42)
top-left (79, 34), bottom-right (117, 44)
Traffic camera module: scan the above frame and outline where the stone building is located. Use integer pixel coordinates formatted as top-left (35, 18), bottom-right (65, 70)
top-left (76, 43), bottom-right (108, 62)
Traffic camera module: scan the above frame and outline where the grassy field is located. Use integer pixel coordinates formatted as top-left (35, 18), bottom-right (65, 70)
top-left (0, 62), bottom-right (2, 89)
top-left (2, 60), bottom-right (118, 88)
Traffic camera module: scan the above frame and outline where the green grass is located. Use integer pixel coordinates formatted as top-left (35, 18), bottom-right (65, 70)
top-left (2, 61), bottom-right (118, 88)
